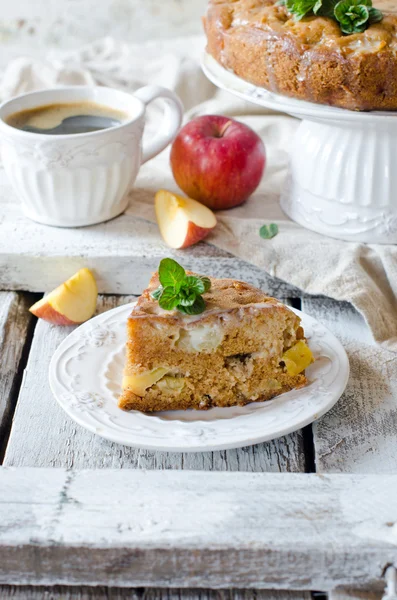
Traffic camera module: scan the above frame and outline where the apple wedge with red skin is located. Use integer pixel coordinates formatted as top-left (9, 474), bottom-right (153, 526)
top-left (29, 268), bottom-right (98, 325)
top-left (155, 190), bottom-right (217, 249)
top-left (170, 115), bottom-right (266, 210)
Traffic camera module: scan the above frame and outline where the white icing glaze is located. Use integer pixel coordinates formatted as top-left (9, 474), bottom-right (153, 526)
top-left (347, 38), bottom-right (386, 53)
top-left (131, 300), bottom-right (286, 322)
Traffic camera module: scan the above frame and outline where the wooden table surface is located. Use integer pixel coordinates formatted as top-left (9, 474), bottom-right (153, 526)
top-left (1, 271), bottom-right (395, 598)
top-left (1, 2), bottom-right (396, 596)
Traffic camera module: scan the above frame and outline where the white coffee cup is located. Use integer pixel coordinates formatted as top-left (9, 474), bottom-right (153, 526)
top-left (0, 85), bottom-right (183, 227)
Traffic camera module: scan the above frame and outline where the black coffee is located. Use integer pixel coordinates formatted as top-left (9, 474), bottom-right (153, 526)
top-left (6, 101), bottom-right (129, 135)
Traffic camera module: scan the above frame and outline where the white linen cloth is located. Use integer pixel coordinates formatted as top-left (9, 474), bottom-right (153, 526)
top-left (1, 36), bottom-right (397, 351)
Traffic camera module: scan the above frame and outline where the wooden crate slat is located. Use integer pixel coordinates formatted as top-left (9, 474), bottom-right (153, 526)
top-left (0, 291), bottom-right (35, 448)
top-left (1, 468), bottom-right (397, 590)
top-left (0, 587), bottom-right (311, 599)
top-left (0, 192), bottom-right (298, 298)
top-left (3, 295), bottom-right (306, 472)
top-left (301, 297), bottom-right (397, 474)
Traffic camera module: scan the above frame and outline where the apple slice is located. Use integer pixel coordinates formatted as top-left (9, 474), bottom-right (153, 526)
top-left (155, 189), bottom-right (217, 249)
top-left (29, 268), bottom-right (98, 325)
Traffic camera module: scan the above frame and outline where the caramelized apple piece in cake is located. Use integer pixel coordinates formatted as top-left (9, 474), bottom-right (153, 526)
top-left (119, 260), bottom-right (313, 412)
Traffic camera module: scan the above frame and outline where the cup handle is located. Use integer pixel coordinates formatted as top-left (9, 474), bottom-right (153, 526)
top-left (133, 85), bottom-right (183, 165)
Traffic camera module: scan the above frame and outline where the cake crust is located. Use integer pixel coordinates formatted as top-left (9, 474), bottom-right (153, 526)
top-left (119, 273), bottom-right (312, 412)
top-left (204, 0), bottom-right (397, 111)
top-left (132, 272), bottom-right (285, 318)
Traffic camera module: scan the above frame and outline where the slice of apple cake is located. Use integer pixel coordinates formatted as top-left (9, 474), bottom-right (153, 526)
top-left (119, 259), bottom-right (313, 412)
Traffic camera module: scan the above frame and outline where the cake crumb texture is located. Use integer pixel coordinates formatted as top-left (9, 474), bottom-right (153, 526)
top-left (119, 273), bottom-right (313, 412)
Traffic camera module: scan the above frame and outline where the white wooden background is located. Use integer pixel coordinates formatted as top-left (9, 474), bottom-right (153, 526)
top-left (0, 0), bottom-right (207, 68)
top-left (0, 2), bottom-right (396, 599)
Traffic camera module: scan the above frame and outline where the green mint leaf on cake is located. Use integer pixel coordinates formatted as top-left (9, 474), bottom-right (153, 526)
top-left (184, 275), bottom-right (211, 295)
top-left (334, 0), bottom-right (370, 33)
top-left (153, 258), bottom-right (211, 315)
top-left (178, 286), bottom-right (198, 307)
top-left (285, 0), bottom-right (318, 19)
top-left (259, 223), bottom-right (279, 239)
top-left (368, 6), bottom-right (383, 24)
top-left (151, 286), bottom-right (163, 301)
top-left (177, 295), bottom-right (206, 315)
top-left (184, 275), bottom-right (205, 294)
top-left (158, 287), bottom-right (181, 311)
top-left (200, 277), bottom-right (211, 293)
top-left (282, 0), bottom-right (382, 33)
top-left (313, 0), bottom-right (338, 18)
top-left (158, 258), bottom-right (186, 289)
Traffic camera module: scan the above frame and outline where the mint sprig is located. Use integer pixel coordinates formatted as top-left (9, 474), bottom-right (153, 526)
top-left (151, 258), bottom-right (210, 315)
top-left (335, 0), bottom-right (369, 33)
top-left (334, 0), bottom-right (382, 33)
top-left (284, 0), bottom-right (318, 20)
top-left (281, 0), bottom-right (383, 34)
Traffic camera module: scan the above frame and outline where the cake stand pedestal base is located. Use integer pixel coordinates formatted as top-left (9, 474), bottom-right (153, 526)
top-left (281, 118), bottom-right (397, 244)
top-left (202, 52), bottom-right (397, 245)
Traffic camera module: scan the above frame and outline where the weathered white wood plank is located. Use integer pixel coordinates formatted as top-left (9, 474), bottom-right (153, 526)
top-left (0, 185), bottom-right (298, 298)
top-left (301, 297), bottom-right (397, 474)
top-left (0, 587), bottom-right (310, 599)
top-left (4, 296), bottom-right (306, 472)
top-left (0, 291), bottom-right (34, 448)
top-left (1, 468), bottom-right (397, 590)
top-left (302, 293), bottom-right (397, 597)
top-left (329, 561), bottom-right (396, 599)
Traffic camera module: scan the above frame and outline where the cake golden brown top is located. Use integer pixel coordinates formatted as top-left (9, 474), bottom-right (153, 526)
top-left (131, 272), bottom-right (282, 320)
top-left (204, 0), bottom-right (397, 110)
top-left (209, 0), bottom-right (397, 53)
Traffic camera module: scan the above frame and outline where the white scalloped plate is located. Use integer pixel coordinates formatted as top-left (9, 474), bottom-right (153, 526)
top-left (49, 302), bottom-right (349, 452)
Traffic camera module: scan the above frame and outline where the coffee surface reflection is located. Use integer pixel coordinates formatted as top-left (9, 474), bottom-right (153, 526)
top-left (6, 101), bottom-right (129, 135)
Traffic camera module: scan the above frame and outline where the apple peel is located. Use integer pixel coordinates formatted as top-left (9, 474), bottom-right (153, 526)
top-left (29, 268), bottom-right (98, 325)
top-left (170, 115), bottom-right (266, 210)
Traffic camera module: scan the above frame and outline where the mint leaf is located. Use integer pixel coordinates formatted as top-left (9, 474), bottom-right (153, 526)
top-left (158, 258), bottom-right (186, 289)
top-left (259, 223), bottom-right (279, 239)
top-left (184, 275), bottom-right (206, 295)
top-left (314, 0), bottom-right (338, 17)
top-left (368, 6), bottom-right (383, 23)
top-left (313, 0), bottom-right (324, 14)
top-left (334, 0), bottom-right (370, 33)
top-left (200, 276), bottom-right (211, 293)
top-left (158, 287), bottom-right (180, 311)
top-left (151, 286), bottom-right (163, 301)
top-left (178, 295), bottom-right (206, 315)
top-left (285, 0), bottom-right (317, 18)
top-left (178, 286), bottom-right (197, 307)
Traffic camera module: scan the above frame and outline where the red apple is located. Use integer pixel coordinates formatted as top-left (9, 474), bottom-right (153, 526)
top-left (170, 115), bottom-right (266, 210)
top-left (30, 268), bottom-right (98, 325)
top-left (155, 189), bottom-right (216, 249)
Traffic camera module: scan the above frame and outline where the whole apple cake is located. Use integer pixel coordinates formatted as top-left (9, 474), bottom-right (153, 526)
top-left (119, 259), bottom-right (313, 412)
top-left (204, 0), bottom-right (397, 111)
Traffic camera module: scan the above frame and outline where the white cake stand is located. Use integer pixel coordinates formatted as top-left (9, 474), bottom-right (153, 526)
top-left (202, 52), bottom-right (397, 244)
